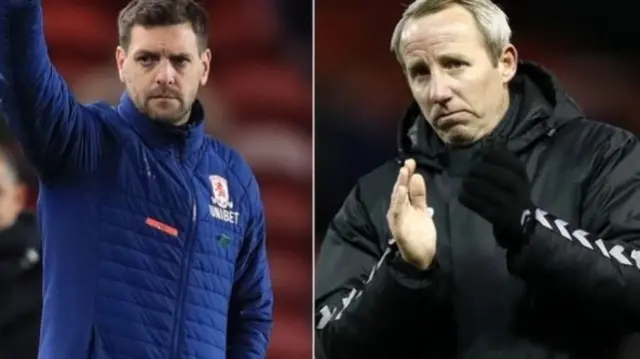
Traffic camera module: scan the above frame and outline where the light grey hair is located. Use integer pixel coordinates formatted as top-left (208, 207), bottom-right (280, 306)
top-left (390, 0), bottom-right (512, 68)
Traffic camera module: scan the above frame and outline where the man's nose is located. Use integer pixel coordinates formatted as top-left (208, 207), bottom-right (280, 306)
top-left (427, 74), bottom-right (453, 104)
top-left (154, 61), bottom-right (176, 85)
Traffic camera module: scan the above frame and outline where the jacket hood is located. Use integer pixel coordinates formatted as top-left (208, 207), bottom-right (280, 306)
top-left (396, 62), bottom-right (585, 170)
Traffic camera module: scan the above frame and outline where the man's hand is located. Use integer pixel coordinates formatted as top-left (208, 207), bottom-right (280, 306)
top-left (386, 159), bottom-right (436, 270)
top-left (459, 147), bottom-right (535, 248)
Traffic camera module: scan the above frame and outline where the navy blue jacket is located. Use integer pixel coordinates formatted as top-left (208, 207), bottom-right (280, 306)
top-left (0, 2), bottom-right (274, 358)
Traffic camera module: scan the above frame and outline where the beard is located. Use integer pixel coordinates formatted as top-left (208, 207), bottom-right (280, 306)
top-left (126, 84), bottom-right (197, 126)
top-left (143, 96), bottom-right (190, 125)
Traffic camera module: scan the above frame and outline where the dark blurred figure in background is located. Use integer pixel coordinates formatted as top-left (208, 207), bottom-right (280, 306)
top-left (0, 147), bottom-right (40, 359)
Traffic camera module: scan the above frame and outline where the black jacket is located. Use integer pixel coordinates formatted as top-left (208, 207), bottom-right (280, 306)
top-left (315, 62), bottom-right (640, 359)
top-left (0, 212), bottom-right (42, 359)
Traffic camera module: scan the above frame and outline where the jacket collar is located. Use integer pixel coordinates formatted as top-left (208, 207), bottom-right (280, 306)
top-left (116, 92), bottom-right (205, 156)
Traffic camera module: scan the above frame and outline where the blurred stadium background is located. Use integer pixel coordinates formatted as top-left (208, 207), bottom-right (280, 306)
top-left (0, 0), bottom-right (312, 358)
top-left (315, 0), bottom-right (640, 243)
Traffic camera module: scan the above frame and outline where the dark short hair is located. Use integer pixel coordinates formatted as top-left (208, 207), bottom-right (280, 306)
top-left (117, 0), bottom-right (209, 52)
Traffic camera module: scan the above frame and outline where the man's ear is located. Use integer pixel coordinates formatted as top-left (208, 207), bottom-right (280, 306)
top-left (498, 44), bottom-right (518, 84)
top-left (200, 48), bottom-right (212, 86)
top-left (115, 46), bottom-right (127, 83)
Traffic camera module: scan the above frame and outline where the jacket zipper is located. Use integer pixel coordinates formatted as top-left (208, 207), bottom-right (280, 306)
top-left (170, 148), bottom-right (199, 359)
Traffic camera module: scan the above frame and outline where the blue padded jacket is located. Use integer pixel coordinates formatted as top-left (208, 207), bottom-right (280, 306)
top-left (0, 2), bottom-right (274, 358)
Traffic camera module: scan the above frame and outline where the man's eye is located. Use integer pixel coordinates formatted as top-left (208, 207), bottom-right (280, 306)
top-left (409, 66), bottom-right (429, 79)
top-left (173, 58), bottom-right (189, 66)
top-left (137, 56), bottom-right (154, 65)
top-left (446, 61), bottom-right (465, 69)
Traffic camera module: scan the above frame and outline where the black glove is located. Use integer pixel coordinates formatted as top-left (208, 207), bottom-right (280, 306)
top-left (459, 147), bottom-right (537, 248)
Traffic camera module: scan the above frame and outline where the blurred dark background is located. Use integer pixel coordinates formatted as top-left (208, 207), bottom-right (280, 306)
top-left (0, 0), bottom-right (311, 358)
top-left (315, 0), bottom-right (640, 243)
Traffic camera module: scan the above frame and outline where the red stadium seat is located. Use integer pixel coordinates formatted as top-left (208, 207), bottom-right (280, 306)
top-left (215, 63), bottom-right (311, 129)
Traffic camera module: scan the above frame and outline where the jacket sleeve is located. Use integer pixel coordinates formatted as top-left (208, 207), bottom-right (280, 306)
top-left (507, 134), bottom-right (640, 326)
top-left (0, 1), bottom-right (104, 180)
top-left (315, 182), bottom-right (444, 359)
top-left (227, 175), bottom-right (273, 359)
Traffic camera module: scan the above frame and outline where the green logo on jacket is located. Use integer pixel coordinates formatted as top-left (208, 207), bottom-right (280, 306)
top-left (217, 233), bottom-right (232, 248)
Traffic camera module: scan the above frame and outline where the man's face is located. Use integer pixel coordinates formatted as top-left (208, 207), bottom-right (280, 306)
top-left (400, 5), bottom-right (517, 145)
top-left (116, 23), bottom-right (211, 125)
top-left (0, 163), bottom-right (24, 230)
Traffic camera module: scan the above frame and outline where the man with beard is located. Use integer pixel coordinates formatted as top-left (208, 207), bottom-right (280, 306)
top-left (0, 148), bottom-right (40, 359)
top-left (315, 0), bottom-right (640, 358)
top-left (0, 1), bottom-right (273, 358)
